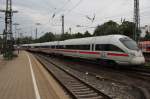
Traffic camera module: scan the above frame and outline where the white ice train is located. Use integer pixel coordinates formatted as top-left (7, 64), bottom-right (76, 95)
top-left (22, 35), bottom-right (145, 65)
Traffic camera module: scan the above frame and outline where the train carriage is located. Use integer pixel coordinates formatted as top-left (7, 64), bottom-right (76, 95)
top-left (22, 35), bottom-right (145, 66)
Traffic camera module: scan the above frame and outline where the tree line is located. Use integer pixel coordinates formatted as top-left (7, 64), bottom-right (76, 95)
top-left (1, 20), bottom-right (150, 47)
top-left (23, 20), bottom-right (149, 44)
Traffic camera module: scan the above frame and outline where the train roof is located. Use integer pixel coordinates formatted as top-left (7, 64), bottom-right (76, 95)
top-left (61, 35), bottom-right (127, 45)
top-left (21, 35), bottom-right (128, 46)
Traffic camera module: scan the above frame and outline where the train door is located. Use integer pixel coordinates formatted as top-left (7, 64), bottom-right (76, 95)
top-left (89, 37), bottom-right (101, 59)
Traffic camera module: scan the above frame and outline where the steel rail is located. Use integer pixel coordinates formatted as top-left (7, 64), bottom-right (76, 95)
top-left (35, 54), bottom-right (112, 99)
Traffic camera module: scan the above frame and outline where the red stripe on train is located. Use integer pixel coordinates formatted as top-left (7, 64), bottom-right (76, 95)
top-left (107, 53), bottom-right (129, 57)
top-left (55, 49), bottom-right (100, 55)
top-left (79, 51), bottom-right (100, 55)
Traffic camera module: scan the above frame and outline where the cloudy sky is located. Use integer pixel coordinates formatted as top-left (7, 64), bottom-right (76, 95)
top-left (0, 0), bottom-right (150, 38)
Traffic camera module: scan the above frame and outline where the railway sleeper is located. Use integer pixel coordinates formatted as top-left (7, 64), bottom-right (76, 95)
top-left (36, 54), bottom-right (111, 99)
top-left (76, 93), bottom-right (99, 98)
top-left (73, 90), bottom-right (94, 94)
top-left (71, 88), bottom-right (91, 92)
top-left (70, 86), bottom-right (88, 89)
top-left (67, 82), bottom-right (81, 85)
top-left (71, 84), bottom-right (85, 87)
top-left (63, 81), bottom-right (78, 85)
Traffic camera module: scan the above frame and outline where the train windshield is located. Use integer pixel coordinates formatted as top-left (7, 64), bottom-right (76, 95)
top-left (120, 37), bottom-right (139, 50)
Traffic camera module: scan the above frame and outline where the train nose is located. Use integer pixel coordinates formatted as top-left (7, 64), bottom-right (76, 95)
top-left (131, 57), bottom-right (145, 65)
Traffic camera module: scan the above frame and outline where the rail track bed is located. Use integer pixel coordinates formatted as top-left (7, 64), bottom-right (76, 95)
top-left (35, 54), bottom-right (112, 99)
top-left (34, 53), bottom-right (148, 99)
top-left (121, 66), bottom-right (150, 82)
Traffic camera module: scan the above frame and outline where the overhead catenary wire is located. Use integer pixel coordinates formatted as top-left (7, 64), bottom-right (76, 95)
top-left (1, 0), bottom-right (150, 37)
top-left (50, 0), bottom-right (83, 20)
top-left (63, 0), bottom-right (83, 15)
top-left (51, 0), bottom-right (71, 18)
top-left (50, 0), bottom-right (84, 34)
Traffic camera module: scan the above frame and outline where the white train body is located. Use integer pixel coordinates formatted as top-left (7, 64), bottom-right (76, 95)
top-left (22, 35), bottom-right (145, 65)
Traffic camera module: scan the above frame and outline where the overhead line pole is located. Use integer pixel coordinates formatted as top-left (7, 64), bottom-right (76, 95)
top-left (62, 15), bottom-right (64, 35)
top-left (59, 15), bottom-right (64, 41)
top-left (35, 28), bottom-right (37, 39)
top-left (4, 0), bottom-right (13, 59)
top-left (134, 0), bottom-right (140, 42)
top-left (35, 23), bottom-right (41, 40)
top-left (0, 0), bottom-right (18, 59)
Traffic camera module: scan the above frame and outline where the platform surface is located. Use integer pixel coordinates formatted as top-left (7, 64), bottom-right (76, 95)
top-left (0, 51), bottom-right (68, 99)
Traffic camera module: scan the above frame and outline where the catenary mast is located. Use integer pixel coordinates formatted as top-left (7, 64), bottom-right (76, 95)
top-left (0, 0), bottom-right (18, 59)
top-left (134, 0), bottom-right (140, 41)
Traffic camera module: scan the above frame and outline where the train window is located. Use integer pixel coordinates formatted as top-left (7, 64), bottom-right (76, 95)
top-left (34, 46), bottom-right (40, 48)
top-left (56, 45), bottom-right (63, 49)
top-left (57, 45), bottom-right (64, 49)
top-left (66, 45), bottom-right (72, 49)
top-left (42, 46), bottom-right (50, 48)
top-left (108, 45), bottom-right (124, 52)
top-left (66, 45), bottom-right (90, 50)
top-left (74, 45), bottom-right (79, 49)
top-left (120, 38), bottom-right (139, 50)
top-left (51, 46), bottom-right (55, 49)
top-left (95, 44), bottom-right (104, 51)
top-left (96, 44), bottom-right (124, 52)
top-left (80, 45), bottom-right (90, 50)
top-left (63, 45), bottom-right (66, 49)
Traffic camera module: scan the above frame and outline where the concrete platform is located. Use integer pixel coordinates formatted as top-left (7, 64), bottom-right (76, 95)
top-left (0, 51), bottom-right (69, 99)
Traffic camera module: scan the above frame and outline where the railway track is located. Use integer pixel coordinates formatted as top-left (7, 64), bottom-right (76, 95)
top-left (63, 56), bottom-right (150, 79)
top-left (39, 53), bottom-right (149, 99)
top-left (35, 54), bottom-right (112, 99)
top-left (87, 59), bottom-right (150, 82)
top-left (63, 56), bottom-right (150, 81)
top-left (120, 68), bottom-right (150, 83)
top-left (37, 52), bottom-right (150, 83)
top-left (33, 53), bottom-right (148, 99)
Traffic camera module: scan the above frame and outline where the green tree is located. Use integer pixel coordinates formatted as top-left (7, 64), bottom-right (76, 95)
top-left (60, 32), bottom-right (72, 40)
top-left (36, 32), bottom-right (55, 43)
top-left (72, 32), bottom-right (84, 38)
top-left (84, 31), bottom-right (91, 37)
top-left (18, 36), bottom-right (33, 44)
top-left (93, 20), bottom-right (119, 36)
top-left (119, 21), bottom-right (135, 39)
